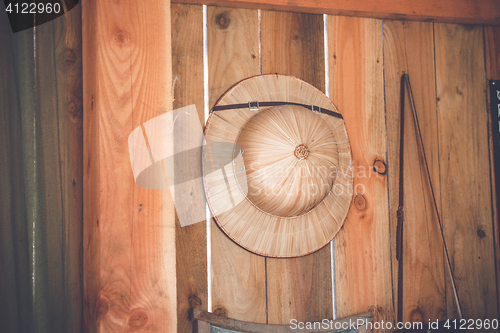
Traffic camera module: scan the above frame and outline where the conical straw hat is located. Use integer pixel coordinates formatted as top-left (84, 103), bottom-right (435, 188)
top-left (203, 74), bottom-right (353, 257)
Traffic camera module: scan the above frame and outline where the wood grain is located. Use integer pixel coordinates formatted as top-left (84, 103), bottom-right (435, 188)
top-left (260, 10), bottom-right (333, 324)
top-left (171, 0), bottom-right (500, 25)
top-left (434, 23), bottom-right (498, 322)
top-left (261, 11), bottom-right (325, 91)
top-left (82, 0), bottom-right (100, 330)
top-left (383, 20), bottom-right (446, 323)
top-left (207, 6), bottom-right (267, 323)
top-left (82, 0), bottom-right (176, 332)
top-left (208, 6), bottom-right (259, 109)
top-left (171, 4), bottom-right (207, 333)
top-left (484, 25), bottom-right (500, 321)
top-left (485, 27), bottom-right (500, 80)
top-left (35, 6), bottom-right (84, 332)
top-left (327, 16), bottom-right (394, 330)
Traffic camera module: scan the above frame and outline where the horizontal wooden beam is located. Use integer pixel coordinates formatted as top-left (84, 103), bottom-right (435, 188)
top-left (171, 0), bottom-right (500, 25)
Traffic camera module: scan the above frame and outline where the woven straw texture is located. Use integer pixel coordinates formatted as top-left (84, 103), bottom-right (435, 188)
top-left (203, 74), bottom-right (353, 257)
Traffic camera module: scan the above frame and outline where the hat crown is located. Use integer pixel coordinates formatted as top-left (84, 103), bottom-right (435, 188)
top-left (237, 105), bottom-right (338, 217)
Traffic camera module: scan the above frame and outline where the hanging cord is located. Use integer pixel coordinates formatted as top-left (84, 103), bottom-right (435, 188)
top-left (397, 72), bottom-right (463, 322)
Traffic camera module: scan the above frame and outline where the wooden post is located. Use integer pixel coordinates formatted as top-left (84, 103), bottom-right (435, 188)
top-left (82, 0), bottom-right (176, 332)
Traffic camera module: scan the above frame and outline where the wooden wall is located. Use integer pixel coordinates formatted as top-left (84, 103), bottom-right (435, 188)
top-left (2, 2), bottom-right (498, 333)
top-left (171, 4), bottom-right (500, 333)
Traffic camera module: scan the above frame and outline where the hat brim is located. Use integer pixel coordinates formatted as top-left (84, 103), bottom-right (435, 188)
top-left (203, 74), bottom-right (353, 257)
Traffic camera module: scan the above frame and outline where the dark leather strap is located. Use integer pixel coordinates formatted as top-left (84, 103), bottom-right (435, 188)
top-left (397, 73), bottom-right (463, 322)
top-left (212, 101), bottom-right (343, 119)
top-left (397, 74), bottom-right (405, 323)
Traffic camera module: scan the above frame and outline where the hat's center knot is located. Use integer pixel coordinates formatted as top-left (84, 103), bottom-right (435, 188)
top-left (294, 144), bottom-right (310, 160)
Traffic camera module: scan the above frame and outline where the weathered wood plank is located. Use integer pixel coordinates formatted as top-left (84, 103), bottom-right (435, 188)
top-left (486, 27), bottom-right (500, 79)
top-left (327, 16), bottom-right (394, 331)
top-left (35, 6), bottom-right (84, 332)
top-left (171, 4), bottom-right (207, 333)
top-left (82, 0), bottom-right (176, 332)
top-left (434, 23), bottom-right (498, 321)
top-left (208, 6), bottom-right (260, 109)
top-left (82, 0), bottom-right (100, 330)
top-left (260, 10), bottom-right (333, 325)
top-left (261, 11), bottom-right (325, 91)
top-left (171, 0), bottom-right (500, 26)
top-left (383, 20), bottom-right (446, 323)
top-left (484, 25), bottom-right (500, 321)
top-left (207, 6), bottom-right (267, 323)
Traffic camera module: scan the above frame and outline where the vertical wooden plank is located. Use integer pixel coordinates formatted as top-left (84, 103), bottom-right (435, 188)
top-left (207, 6), bottom-right (266, 323)
top-left (328, 16), bottom-right (394, 330)
top-left (82, 0), bottom-right (100, 330)
top-left (208, 7), bottom-right (260, 109)
top-left (171, 4), bottom-right (207, 333)
top-left (435, 23), bottom-right (498, 321)
top-left (261, 11), bottom-right (325, 91)
top-left (61, 13), bottom-right (85, 331)
top-left (260, 11), bottom-right (333, 324)
top-left (82, 0), bottom-right (176, 332)
top-left (35, 4), bottom-right (84, 332)
top-left (485, 27), bottom-right (500, 80)
top-left (383, 20), bottom-right (446, 323)
top-left (484, 26), bottom-right (500, 321)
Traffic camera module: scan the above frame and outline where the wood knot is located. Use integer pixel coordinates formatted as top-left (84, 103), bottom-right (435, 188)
top-left (96, 295), bottom-right (110, 317)
top-left (213, 307), bottom-right (227, 317)
top-left (354, 194), bottom-right (367, 211)
top-left (115, 30), bottom-right (130, 46)
top-left (128, 309), bottom-right (148, 330)
top-left (294, 144), bottom-right (310, 160)
top-left (69, 101), bottom-right (83, 119)
top-left (65, 49), bottom-right (77, 63)
top-left (188, 294), bottom-right (202, 308)
top-left (477, 229), bottom-right (486, 238)
top-left (373, 159), bottom-right (387, 175)
top-left (215, 13), bottom-right (230, 29)
top-left (409, 308), bottom-right (424, 323)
